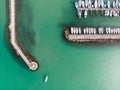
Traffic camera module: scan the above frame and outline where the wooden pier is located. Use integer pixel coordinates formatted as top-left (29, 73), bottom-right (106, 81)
top-left (8, 0), bottom-right (39, 70)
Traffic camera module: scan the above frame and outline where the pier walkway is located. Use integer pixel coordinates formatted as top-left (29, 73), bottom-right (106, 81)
top-left (78, 7), bottom-right (120, 11)
top-left (68, 34), bottom-right (120, 42)
top-left (8, 0), bottom-right (38, 70)
top-left (65, 29), bottom-right (120, 42)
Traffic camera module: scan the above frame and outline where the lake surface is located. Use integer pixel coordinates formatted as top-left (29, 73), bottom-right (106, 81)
top-left (1, 0), bottom-right (120, 90)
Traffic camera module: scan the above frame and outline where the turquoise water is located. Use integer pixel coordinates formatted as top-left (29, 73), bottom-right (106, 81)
top-left (1, 0), bottom-right (120, 90)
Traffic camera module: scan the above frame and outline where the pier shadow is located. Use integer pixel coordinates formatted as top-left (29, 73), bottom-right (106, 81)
top-left (16, 0), bottom-right (36, 53)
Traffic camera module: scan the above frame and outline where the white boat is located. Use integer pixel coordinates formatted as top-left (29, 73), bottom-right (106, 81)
top-left (113, 10), bottom-right (118, 17)
top-left (105, 10), bottom-right (107, 16)
top-left (100, 0), bottom-right (104, 8)
top-left (106, 28), bottom-right (109, 34)
top-left (93, 28), bottom-right (96, 34)
top-left (44, 75), bottom-right (49, 83)
top-left (113, 0), bottom-right (116, 8)
top-left (94, 0), bottom-right (98, 8)
top-left (97, 0), bottom-right (101, 8)
top-left (75, 2), bottom-right (79, 9)
top-left (78, 28), bottom-right (82, 34)
top-left (107, 10), bottom-right (110, 16)
top-left (118, 1), bottom-right (120, 8)
top-left (108, 27), bottom-right (111, 34)
top-left (73, 27), bottom-right (76, 34)
top-left (71, 27), bottom-right (74, 34)
top-left (84, 10), bottom-right (88, 18)
top-left (115, 28), bottom-right (118, 34)
top-left (85, 0), bottom-right (88, 8)
top-left (88, 28), bottom-right (91, 34)
top-left (78, 10), bottom-right (82, 18)
top-left (98, 27), bottom-right (104, 34)
top-left (88, 0), bottom-right (92, 8)
top-left (111, 28), bottom-right (114, 34)
top-left (86, 27), bottom-right (89, 34)
top-left (107, 0), bottom-right (110, 8)
top-left (83, 28), bottom-right (86, 34)
top-left (117, 10), bottom-right (119, 16)
top-left (110, 10), bottom-right (113, 17)
top-left (116, 28), bottom-right (119, 34)
top-left (78, 0), bottom-right (82, 7)
top-left (116, 0), bottom-right (119, 8)
top-left (75, 28), bottom-right (79, 34)
top-left (81, 1), bottom-right (85, 7)
top-left (113, 28), bottom-right (116, 34)
top-left (90, 28), bottom-right (93, 34)
top-left (118, 28), bottom-right (120, 34)
top-left (105, 10), bottom-right (109, 16)
top-left (91, 1), bottom-right (94, 8)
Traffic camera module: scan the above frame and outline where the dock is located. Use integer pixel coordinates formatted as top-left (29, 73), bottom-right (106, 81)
top-left (64, 28), bottom-right (120, 42)
top-left (78, 7), bottom-right (120, 11)
top-left (8, 0), bottom-right (39, 70)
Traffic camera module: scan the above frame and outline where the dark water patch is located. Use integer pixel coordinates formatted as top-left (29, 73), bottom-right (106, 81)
top-left (16, 0), bottom-right (35, 53)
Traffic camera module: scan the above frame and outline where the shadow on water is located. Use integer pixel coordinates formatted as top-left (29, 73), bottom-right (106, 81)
top-left (16, 0), bottom-right (35, 53)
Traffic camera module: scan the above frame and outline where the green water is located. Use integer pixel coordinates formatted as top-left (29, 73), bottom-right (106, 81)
top-left (1, 0), bottom-right (120, 90)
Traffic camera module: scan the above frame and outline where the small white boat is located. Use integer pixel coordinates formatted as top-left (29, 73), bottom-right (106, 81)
top-left (91, 28), bottom-right (94, 34)
top-left (91, 1), bottom-right (94, 8)
top-left (106, 28), bottom-right (109, 34)
top-left (107, 10), bottom-right (110, 16)
top-left (118, 1), bottom-right (120, 8)
top-left (116, 0), bottom-right (119, 8)
top-left (75, 2), bottom-right (79, 9)
top-left (78, 28), bottom-right (82, 34)
top-left (73, 27), bottom-right (76, 34)
top-left (75, 28), bottom-right (79, 34)
top-left (88, 0), bottom-right (92, 8)
top-left (98, 27), bottom-right (104, 34)
top-left (118, 28), bottom-right (120, 34)
top-left (84, 10), bottom-right (88, 18)
top-left (78, 10), bottom-right (82, 18)
top-left (71, 27), bottom-right (74, 34)
top-left (113, 0), bottom-right (116, 8)
top-left (107, 0), bottom-right (110, 8)
top-left (117, 10), bottom-right (119, 16)
top-left (81, 1), bottom-right (85, 8)
top-left (105, 10), bottom-right (109, 16)
top-left (108, 28), bottom-right (111, 34)
top-left (113, 10), bottom-right (118, 17)
top-left (100, 0), bottom-right (104, 8)
top-left (110, 10), bottom-right (113, 17)
top-left (93, 28), bottom-right (96, 34)
top-left (83, 28), bottom-right (86, 34)
top-left (78, 0), bottom-right (82, 8)
top-left (85, 0), bottom-right (88, 8)
top-left (94, 0), bottom-right (98, 8)
top-left (97, 0), bottom-right (101, 8)
top-left (44, 75), bottom-right (48, 83)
